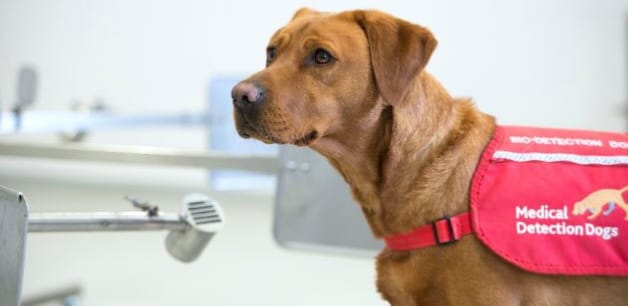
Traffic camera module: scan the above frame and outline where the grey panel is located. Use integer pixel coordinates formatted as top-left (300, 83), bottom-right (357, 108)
top-left (273, 147), bottom-right (383, 255)
top-left (0, 185), bottom-right (28, 306)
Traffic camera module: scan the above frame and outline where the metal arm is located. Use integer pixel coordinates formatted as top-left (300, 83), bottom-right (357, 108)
top-left (27, 212), bottom-right (188, 232)
top-left (27, 193), bottom-right (225, 263)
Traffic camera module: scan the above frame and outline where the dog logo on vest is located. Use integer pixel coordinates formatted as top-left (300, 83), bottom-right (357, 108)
top-left (572, 186), bottom-right (628, 221)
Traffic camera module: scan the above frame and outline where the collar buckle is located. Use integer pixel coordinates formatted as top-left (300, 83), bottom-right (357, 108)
top-left (432, 215), bottom-right (458, 246)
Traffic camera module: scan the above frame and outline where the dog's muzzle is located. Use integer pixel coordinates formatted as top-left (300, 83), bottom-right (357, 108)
top-left (232, 81), bottom-right (266, 113)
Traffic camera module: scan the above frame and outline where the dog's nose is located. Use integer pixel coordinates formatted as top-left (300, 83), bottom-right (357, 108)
top-left (231, 82), bottom-right (265, 111)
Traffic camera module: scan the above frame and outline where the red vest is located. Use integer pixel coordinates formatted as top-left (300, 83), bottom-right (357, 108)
top-left (471, 126), bottom-right (628, 275)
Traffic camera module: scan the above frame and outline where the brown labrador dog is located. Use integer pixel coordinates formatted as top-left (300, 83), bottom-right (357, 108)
top-left (232, 8), bottom-right (628, 306)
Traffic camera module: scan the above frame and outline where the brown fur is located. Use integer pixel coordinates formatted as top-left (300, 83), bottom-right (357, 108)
top-left (232, 8), bottom-right (628, 306)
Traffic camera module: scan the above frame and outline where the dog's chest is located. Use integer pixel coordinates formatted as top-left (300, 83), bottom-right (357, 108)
top-left (471, 126), bottom-right (628, 275)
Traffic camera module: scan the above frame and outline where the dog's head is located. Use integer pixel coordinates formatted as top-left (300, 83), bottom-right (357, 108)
top-left (232, 8), bottom-right (437, 146)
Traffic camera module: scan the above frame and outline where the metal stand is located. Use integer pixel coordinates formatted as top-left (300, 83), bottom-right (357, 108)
top-left (0, 186), bottom-right (28, 306)
top-left (0, 187), bottom-right (225, 306)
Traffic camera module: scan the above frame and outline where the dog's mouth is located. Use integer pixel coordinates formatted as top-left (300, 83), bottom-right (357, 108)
top-left (236, 111), bottom-right (319, 146)
top-left (293, 130), bottom-right (319, 146)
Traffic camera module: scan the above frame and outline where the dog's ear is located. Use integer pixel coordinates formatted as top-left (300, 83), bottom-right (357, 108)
top-left (291, 8), bottom-right (319, 21)
top-left (354, 10), bottom-right (437, 106)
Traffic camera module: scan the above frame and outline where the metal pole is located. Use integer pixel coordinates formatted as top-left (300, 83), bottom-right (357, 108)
top-left (0, 141), bottom-right (278, 174)
top-left (28, 212), bottom-right (188, 232)
top-left (20, 285), bottom-right (82, 306)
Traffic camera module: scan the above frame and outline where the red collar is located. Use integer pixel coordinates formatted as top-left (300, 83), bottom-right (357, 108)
top-left (384, 212), bottom-right (474, 251)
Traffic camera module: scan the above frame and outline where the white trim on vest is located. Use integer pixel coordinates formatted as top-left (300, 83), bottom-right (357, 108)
top-left (492, 150), bottom-right (628, 166)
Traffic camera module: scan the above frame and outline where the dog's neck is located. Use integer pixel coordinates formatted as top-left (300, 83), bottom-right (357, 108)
top-left (311, 72), bottom-right (495, 237)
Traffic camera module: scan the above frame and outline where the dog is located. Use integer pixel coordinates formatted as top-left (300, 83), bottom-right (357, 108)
top-left (232, 8), bottom-right (628, 305)
top-left (573, 186), bottom-right (628, 220)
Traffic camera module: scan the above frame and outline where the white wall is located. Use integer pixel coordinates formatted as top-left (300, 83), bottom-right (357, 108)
top-left (0, 1), bottom-right (627, 306)
top-left (0, 0), bottom-right (626, 129)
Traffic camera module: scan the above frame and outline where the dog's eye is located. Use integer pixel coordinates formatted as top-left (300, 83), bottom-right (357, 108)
top-left (266, 47), bottom-right (277, 66)
top-left (313, 49), bottom-right (334, 65)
